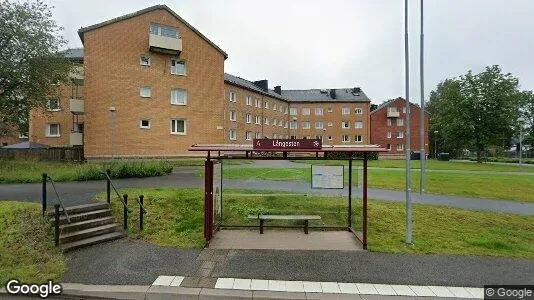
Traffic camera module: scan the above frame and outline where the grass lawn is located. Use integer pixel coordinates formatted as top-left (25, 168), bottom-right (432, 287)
top-left (101, 188), bottom-right (534, 258)
top-left (294, 159), bottom-right (534, 173)
top-left (221, 167), bottom-right (534, 203)
top-left (0, 201), bottom-right (65, 285)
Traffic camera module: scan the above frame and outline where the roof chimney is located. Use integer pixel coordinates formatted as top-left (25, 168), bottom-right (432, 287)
top-left (274, 86), bottom-right (282, 95)
top-left (253, 80), bottom-right (268, 92)
top-left (329, 89), bottom-right (337, 99)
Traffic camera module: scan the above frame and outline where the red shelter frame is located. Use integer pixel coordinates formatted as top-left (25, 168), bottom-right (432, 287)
top-left (189, 143), bottom-right (386, 250)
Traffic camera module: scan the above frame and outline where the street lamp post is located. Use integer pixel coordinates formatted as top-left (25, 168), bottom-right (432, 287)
top-left (109, 106), bottom-right (116, 159)
top-left (433, 130), bottom-right (438, 159)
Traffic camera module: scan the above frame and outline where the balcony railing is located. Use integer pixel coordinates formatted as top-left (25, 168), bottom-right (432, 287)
top-left (69, 99), bottom-right (84, 114)
top-left (149, 33), bottom-right (182, 55)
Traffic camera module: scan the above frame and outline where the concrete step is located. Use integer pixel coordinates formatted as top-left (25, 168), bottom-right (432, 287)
top-left (60, 224), bottom-right (119, 244)
top-left (50, 209), bottom-right (112, 225)
top-left (61, 231), bottom-right (125, 252)
top-left (59, 216), bottom-right (117, 234)
top-left (47, 202), bottom-right (110, 217)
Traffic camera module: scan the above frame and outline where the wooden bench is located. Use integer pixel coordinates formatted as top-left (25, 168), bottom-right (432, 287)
top-left (247, 214), bottom-right (321, 234)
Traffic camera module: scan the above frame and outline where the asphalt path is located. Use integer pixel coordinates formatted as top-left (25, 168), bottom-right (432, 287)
top-left (1, 166), bottom-right (533, 215)
top-left (62, 239), bottom-right (534, 286)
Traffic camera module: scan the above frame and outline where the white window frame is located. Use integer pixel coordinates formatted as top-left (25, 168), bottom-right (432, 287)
top-left (140, 86), bottom-right (151, 98)
top-left (302, 108), bottom-right (310, 115)
top-left (45, 123), bottom-right (60, 137)
top-left (170, 59), bottom-right (186, 76)
top-left (140, 119), bottom-right (151, 129)
top-left (278, 120), bottom-right (282, 127)
top-left (284, 121), bottom-right (288, 128)
top-left (355, 121), bottom-right (363, 129)
top-left (342, 107), bottom-right (350, 115)
top-left (46, 99), bottom-right (61, 112)
top-left (229, 129), bottom-right (237, 140)
top-left (264, 117), bottom-right (269, 125)
top-left (228, 91), bottom-right (237, 102)
top-left (273, 103), bottom-right (277, 110)
top-left (246, 113), bottom-right (252, 124)
top-left (397, 143), bottom-right (404, 151)
top-left (255, 132), bottom-right (261, 139)
top-left (284, 107), bottom-right (288, 114)
top-left (315, 108), bottom-right (323, 115)
top-left (327, 107), bottom-right (333, 113)
top-left (246, 96), bottom-right (252, 106)
top-left (171, 88), bottom-right (187, 105)
top-left (245, 131), bottom-right (252, 140)
top-left (255, 116), bottom-right (261, 125)
top-left (302, 122), bottom-right (310, 129)
top-left (315, 121), bottom-right (323, 129)
top-left (140, 55), bottom-right (150, 66)
top-left (355, 108), bottom-right (363, 114)
top-left (387, 132), bottom-right (392, 139)
top-left (272, 119), bottom-right (277, 127)
top-left (328, 136), bottom-right (332, 141)
top-left (355, 135), bottom-right (362, 142)
top-left (328, 122), bottom-right (333, 127)
top-left (230, 110), bottom-right (236, 121)
top-left (387, 143), bottom-right (391, 151)
top-left (289, 121), bottom-right (297, 129)
top-left (397, 131), bottom-right (404, 138)
top-left (170, 119), bottom-right (186, 135)
top-left (264, 101), bottom-right (269, 109)
top-left (342, 135), bottom-right (350, 143)
top-left (150, 24), bottom-right (179, 38)
top-left (397, 118), bottom-right (404, 126)
top-left (289, 108), bottom-right (297, 116)
top-left (342, 121), bottom-right (350, 129)
top-left (387, 119), bottom-right (392, 126)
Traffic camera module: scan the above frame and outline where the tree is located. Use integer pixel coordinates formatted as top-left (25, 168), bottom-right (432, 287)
top-left (427, 65), bottom-right (521, 162)
top-left (519, 91), bottom-right (534, 146)
top-left (0, 0), bottom-right (71, 135)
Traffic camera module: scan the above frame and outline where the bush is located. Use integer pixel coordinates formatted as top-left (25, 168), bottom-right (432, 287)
top-left (324, 151), bottom-right (378, 160)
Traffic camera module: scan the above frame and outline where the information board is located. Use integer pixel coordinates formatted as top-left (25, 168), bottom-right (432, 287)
top-left (311, 165), bottom-right (344, 189)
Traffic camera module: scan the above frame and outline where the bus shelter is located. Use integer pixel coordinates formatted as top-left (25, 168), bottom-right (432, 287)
top-left (189, 139), bottom-right (386, 250)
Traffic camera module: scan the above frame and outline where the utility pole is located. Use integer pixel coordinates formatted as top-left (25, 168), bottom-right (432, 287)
top-left (419, 0), bottom-right (426, 201)
top-left (404, 0), bottom-right (413, 245)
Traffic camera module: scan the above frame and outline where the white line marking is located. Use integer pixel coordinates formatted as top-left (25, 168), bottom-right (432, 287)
top-left (215, 278), bottom-right (234, 289)
top-left (320, 282), bottom-right (341, 294)
top-left (285, 281), bottom-right (305, 292)
top-left (338, 282), bottom-right (359, 294)
top-left (152, 276), bottom-right (175, 286)
top-left (169, 276), bottom-right (184, 287)
top-left (250, 279), bottom-right (269, 291)
top-left (303, 281), bottom-right (322, 293)
top-left (465, 287), bottom-right (485, 299)
top-left (429, 285), bottom-right (455, 297)
top-left (356, 283), bottom-right (379, 295)
top-left (448, 286), bottom-right (477, 298)
top-left (268, 280), bottom-right (286, 292)
top-left (391, 285), bottom-right (416, 296)
top-left (409, 285), bottom-right (436, 297)
top-left (233, 278), bottom-right (251, 290)
top-left (373, 284), bottom-right (397, 295)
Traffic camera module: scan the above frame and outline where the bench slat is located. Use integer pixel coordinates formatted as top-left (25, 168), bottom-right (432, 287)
top-left (247, 215), bottom-right (321, 220)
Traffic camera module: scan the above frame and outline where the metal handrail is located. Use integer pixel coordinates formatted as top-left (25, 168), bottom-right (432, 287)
top-left (46, 175), bottom-right (71, 223)
top-left (101, 171), bottom-right (146, 214)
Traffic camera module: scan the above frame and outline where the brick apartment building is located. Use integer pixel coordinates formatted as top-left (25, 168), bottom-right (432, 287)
top-left (22, 5), bottom-right (372, 157)
top-left (370, 97), bottom-right (430, 158)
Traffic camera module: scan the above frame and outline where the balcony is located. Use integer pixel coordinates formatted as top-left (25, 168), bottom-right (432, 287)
top-left (387, 109), bottom-right (400, 118)
top-left (149, 33), bottom-right (182, 55)
top-left (70, 99), bottom-right (84, 114)
top-left (70, 132), bottom-right (83, 146)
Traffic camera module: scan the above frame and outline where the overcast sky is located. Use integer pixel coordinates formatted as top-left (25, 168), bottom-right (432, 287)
top-left (48, 0), bottom-right (534, 104)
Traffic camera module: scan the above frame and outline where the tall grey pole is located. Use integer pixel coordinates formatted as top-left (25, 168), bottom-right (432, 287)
top-left (404, 0), bottom-right (413, 244)
top-left (111, 110), bottom-right (116, 159)
top-left (419, 0), bottom-right (426, 195)
top-left (519, 125), bottom-right (523, 169)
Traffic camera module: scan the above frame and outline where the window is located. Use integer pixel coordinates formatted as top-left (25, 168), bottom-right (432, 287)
top-left (255, 132), bottom-right (261, 139)
top-left (342, 107), bottom-right (350, 115)
top-left (264, 117), bottom-right (269, 125)
top-left (254, 98), bottom-right (259, 107)
top-left (170, 59), bottom-right (186, 75)
top-left (387, 119), bottom-right (392, 126)
top-left (327, 107), bottom-right (333, 113)
top-left (228, 91), bottom-right (237, 102)
top-left (246, 96), bottom-right (252, 106)
top-left (302, 108), bottom-right (310, 115)
top-left (387, 143), bottom-right (391, 151)
top-left (272, 119), bottom-right (277, 127)
top-left (397, 143), bottom-right (404, 151)
top-left (171, 88), bottom-right (187, 105)
top-left (342, 121), bottom-right (350, 129)
top-left (355, 108), bottom-right (363, 114)
top-left (284, 107), bottom-right (288, 114)
top-left (230, 110), bottom-right (236, 121)
top-left (229, 130), bottom-right (237, 140)
top-left (273, 103), bottom-right (277, 110)
top-left (255, 116), bottom-right (261, 124)
top-left (397, 131), bottom-right (404, 138)
top-left (46, 99), bottom-right (61, 111)
top-left (342, 135), bottom-right (350, 143)
top-left (140, 86), bottom-right (151, 98)
top-left (355, 135), bottom-right (362, 142)
top-left (388, 107), bottom-right (398, 114)
top-left (315, 108), bottom-right (323, 115)
top-left (46, 123), bottom-right (60, 137)
top-left (246, 114), bottom-right (252, 123)
top-left (140, 119), bottom-right (150, 129)
top-left (289, 121), bottom-right (297, 129)
top-left (245, 131), bottom-right (252, 140)
top-left (140, 55), bottom-right (150, 66)
top-left (171, 119), bottom-right (186, 134)
top-left (264, 101), bottom-right (269, 109)
top-left (290, 108), bottom-right (297, 116)
top-left (355, 121), bottom-right (363, 129)
top-left (328, 122), bottom-right (333, 127)
top-left (397, 118), bottom-right (404, 126)
top-left (302, 122), bottom-right (310, 129)
top-left (387, 132), bottom-right (391, 139)
top-left (278, 120), bottom-right (283, 127)
top-left (315, 121), bottom-right (323, 129)
top-left (284, 121), bottom-right (288, 128)
top-left (150, 24), bottom-right (179, 38)
top-left (279, 106), bottom-right (284, 113)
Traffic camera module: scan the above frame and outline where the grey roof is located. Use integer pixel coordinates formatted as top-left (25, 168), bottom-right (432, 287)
top-left (281, 89), bottom-right (370, 103)
top-left (60, 48), bottom-right (84, 62)
top-left (224, 73), bottom-right (289, 101)
top-left (2, 141), bottom-right (49, 149)
top-left (371, 97), bottom-right (430, 115)
top-left (77, 5), bottom-right (228, 59)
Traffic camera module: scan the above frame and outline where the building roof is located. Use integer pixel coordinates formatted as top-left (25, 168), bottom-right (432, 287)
top-left (60, 48), bottom-right (84, 62)
top-left (281, 89), bottom-right (370, 103)
top-left (371, 97), bottom-right (430, 115)
top-left (224, 73), bottom-right (289, 101)
top-left (77, 5), bottom-right (228, 59)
